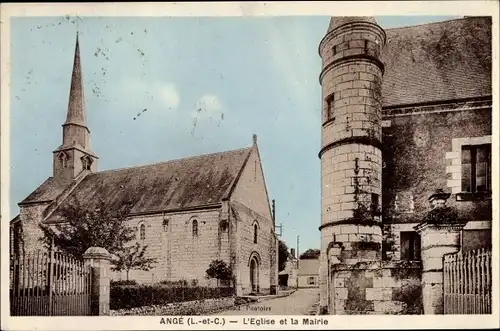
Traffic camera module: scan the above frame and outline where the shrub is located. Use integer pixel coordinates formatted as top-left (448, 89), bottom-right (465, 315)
top-left (110, 285), bottom-right (235, 310)
top-left (111, 279), bottom-right (137, 286)
top-left (158, 279), bottom-right (189, 287)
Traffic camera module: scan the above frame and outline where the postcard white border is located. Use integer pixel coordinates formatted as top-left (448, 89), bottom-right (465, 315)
top-left (1, 1), bottom-right (499, 330)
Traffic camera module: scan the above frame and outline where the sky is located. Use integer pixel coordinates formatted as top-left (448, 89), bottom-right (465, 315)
top-left (9, 15), bottom-right (461, 253)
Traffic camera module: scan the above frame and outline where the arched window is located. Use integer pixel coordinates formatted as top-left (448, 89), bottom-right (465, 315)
top-left (81, 155), bottom-right (93, 171)
top-left (253, 223), bottom-right (258, 244)
top-left (192, 220), bottom-right (198, 237)
top-left (139, 223), bottom-right (146, 242)
top-left (58, 152), bottom-right (68, 168)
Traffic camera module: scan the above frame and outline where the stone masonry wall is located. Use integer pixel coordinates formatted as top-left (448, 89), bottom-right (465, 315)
top-left (17, 203), bottom-right (51, 256)
top-left (331, 261), bottom-right (422, 315)
top-left (382, 108), bottom-right (492, 225)
top-left (318, 20), bottom-right (386, 310)
top-left (114, 208), bottom-right (230, 285)
top-left (231, 146), bottom-right (276, 295)
top-left (234, 202), bottom-right (273, 295)
top-left (231, 146), bottom-right (273, 222)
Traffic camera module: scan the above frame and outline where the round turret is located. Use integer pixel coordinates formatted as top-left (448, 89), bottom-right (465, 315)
top-left (317, 17), bottom-right (387, 309)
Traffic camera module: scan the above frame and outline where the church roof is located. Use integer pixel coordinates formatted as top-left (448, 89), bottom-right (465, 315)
top-left (21, 177), bottom-right (73, 205)
top-left (380, 17), bottom-right (492, 107)
top-left (22, 146), bottom-right (252, 222)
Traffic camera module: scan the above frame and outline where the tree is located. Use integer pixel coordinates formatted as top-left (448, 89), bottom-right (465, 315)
top-left (39, 197), bottom-right (136, 258)
top-left (278, 240), bottom-right (289, 272)
top-left (205, 259), bottom-right (233, 286)
top-left (111, 242), bottom-right (157, 281)
top-left (299, 248), bottom-right (320, 260)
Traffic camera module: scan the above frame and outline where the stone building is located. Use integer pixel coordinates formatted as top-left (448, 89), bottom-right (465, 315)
top-left (318, 16), bottom-right (492, 313)
top-left (278, 248), bottom-right (298, 288)
top-left (10, 35), bottom-right (279, 296)
top-left (297, 259), bottom-right (320, 288)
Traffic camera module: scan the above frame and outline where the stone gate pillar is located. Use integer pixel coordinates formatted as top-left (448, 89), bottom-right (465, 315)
top-left (83, 247), bottom-right (112, 316)
top-left (415, 189), bottom-right (466, 314)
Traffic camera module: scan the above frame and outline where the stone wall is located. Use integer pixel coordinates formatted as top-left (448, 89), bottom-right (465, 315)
top-left (231, 145), bottom-right (276, 295)
top-left (383, 220), bottom-right (492, 262)
top-left (330, 261), bottom-right (422, 315)
top-left (232, 202), bottom-right (273, 295)
top-left (17, 203), bottom-right (50, 256)
top-left (114, 208), bottom-right (230, 285)
top-left (382, 107), bottom-right (492, 224)
top-left (298, 275), bottom-right (320, 288)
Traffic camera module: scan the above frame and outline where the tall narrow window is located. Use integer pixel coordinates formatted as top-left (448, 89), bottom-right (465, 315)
top-left (400, 231), bottom-right (421, 261)
top-left (81, 155), bottom-right (92, 171)
top-left (325, 93), bottom-right (335, 122)
top-left (461, 144), bottom-right (491, 193)
top-left (162, 219), bottom-right (169, 232)
top-left (253, 224), bottom-right (258, 244)
top-left (192, 220), bottom-right (198, 237)
top-left (139, 224), bottom-right (146, 243)
top-left (370, 193), bottom-right (380, 215)
top-left (58, 152), bottom-right (68, 168)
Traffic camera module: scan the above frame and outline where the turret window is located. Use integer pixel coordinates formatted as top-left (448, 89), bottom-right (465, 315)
top-left (325, 93), bottom-right (335, 123)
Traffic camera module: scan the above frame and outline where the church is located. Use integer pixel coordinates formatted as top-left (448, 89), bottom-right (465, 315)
top-left (10, 35), bottom-right (279, 296)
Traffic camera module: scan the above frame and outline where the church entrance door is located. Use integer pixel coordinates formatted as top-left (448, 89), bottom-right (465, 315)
top-left (250, 257), bottom-right (259, 293)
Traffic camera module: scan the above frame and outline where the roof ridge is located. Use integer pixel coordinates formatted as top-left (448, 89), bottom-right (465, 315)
top-left (384, 16), bottom-right (468, 31)
top-left (93, 146), bottom-right (253, 175)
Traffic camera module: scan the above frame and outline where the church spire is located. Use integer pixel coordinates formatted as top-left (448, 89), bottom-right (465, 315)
top-left (65, 32), bottom-right (87, 128)
top-left (53, 33), bottom-right (98, 181)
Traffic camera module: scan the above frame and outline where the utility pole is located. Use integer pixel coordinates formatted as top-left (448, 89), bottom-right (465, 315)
top-left (272, 199), bottom-right (283, 237)
top-left (296, 235), bottom-right (299, 289)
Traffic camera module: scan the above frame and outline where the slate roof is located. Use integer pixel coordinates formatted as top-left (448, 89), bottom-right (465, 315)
top-left (380, 17), bottom-right (492, 107)
top-left (297, 259), bottom-right (320, 276)
top-left (30, 147), bottom-right (252, 222)
top-left (21, 177), bottom-right (73, 205)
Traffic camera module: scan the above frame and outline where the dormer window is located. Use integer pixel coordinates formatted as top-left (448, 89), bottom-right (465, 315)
top-left (81, 155), bottom-right (93, 171)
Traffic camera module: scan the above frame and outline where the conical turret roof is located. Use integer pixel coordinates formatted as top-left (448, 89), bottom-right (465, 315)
top-left (327, 16), bottom-right (377, 33)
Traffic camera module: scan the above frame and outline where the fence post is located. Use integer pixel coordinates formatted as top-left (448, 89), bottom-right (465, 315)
top-left (414, 189), bottom-right (467, 314)
top-left (83, 247), bottom-right (111, 316)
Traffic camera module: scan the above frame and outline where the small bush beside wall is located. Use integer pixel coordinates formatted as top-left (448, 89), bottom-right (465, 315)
top-left (110, 285), bottom-right (234, 310)
top-left (111, 280), bottom-right (137, 286)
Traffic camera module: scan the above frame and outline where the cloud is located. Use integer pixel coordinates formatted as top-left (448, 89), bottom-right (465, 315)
top-left (192, 94), bottom-right (223, 119)
top-left (121, 80), bottom-right (180, 111)
top-left (157, 83), bottom-right (180, 109)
